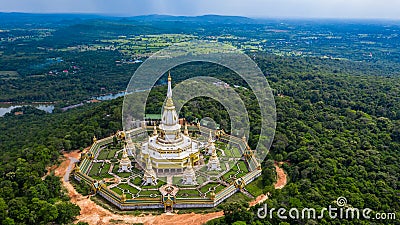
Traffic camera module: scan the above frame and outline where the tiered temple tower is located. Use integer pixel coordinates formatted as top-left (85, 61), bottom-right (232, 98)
top-left (207, 131), bottom-right (221, 171)
top-left (140, 72), bottom-right (201, 179)
top-left (206, 130), bottom-right (215, 155)
top-left (207, 147), bottom-right (221, 171)
top-left (118, 148), bottom-right (132, 172)
top-left (182, 159), bottom-right (197, 185)
top-left (143, 157), bottom-right (157, 185)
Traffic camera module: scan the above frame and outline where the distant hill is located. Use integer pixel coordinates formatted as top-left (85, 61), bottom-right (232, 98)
top-left (0, 12), bottom-right (104, 28)
top-left (129, 14), bottom-right (255, 24)
top-left (0, 12), bottom-right (256, 29)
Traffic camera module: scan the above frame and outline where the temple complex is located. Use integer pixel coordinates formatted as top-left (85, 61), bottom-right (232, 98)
top-left (74, 71), bottom-right (263, 212)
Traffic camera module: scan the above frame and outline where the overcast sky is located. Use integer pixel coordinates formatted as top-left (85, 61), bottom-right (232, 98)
top-left (1, 0), bottom-right (400, 19)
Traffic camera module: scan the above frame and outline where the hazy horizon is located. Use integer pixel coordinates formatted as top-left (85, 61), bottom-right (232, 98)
top-left (1, 0), bottom-right (400, 20)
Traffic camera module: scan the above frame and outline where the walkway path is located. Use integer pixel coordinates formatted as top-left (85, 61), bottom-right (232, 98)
top-left (167, 176), bottom-right (173, 185)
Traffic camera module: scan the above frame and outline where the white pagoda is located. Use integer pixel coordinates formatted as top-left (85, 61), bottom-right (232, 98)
top-left (118, 148), bottom-right (132, 172)
top-left (140, 72), bottom-right (201, 177)
top-left (206, 130), bottom-right (215, 155)
top-left (207, 142), bottom-right (221, 171)
top-left (143, 157), bottom-right (157, 185)
top-left (182, 159), bottom-right (197, 185)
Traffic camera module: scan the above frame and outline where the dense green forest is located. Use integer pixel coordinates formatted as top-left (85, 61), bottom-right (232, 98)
top-left (1, 54), bottom-right (399, 224)
top-left (0, 100), bottom-right (122, 224)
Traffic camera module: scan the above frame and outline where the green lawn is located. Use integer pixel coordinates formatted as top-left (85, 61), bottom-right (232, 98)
top-left (199, 183), bottom-right (220, 193)
top-left (222, 170), bottom-right (237, 181)
top-left (99, 163), bottom-right (113, 178)
top-left (139, 189), bottom-right (159, 196)
top-left (108, 148), bottom-right (119, 159)
top-left (245, 176), bottom-right (265, 197)
top-left (231, 147), bottom-right (242, 157)
top-left (237, 161), bottom-right (249, 173)
top-left (131, 177), bottom-right (142, 186)
top-left (88, 162), bottom-right (102, 177)
top-left (196, 175), bottom-right (207, 184)
top-left (215, 184), bottom-right (227, 194)
top-left (118, 183), bottom-right (140, 194)
top-left (97, 149), bottom-right (109, 160)
top-left (177, 189), bottom-right (200, 197)
top-left (111, 187), bottom-right (123, 195)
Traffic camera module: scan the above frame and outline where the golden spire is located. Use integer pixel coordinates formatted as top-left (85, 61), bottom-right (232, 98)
top-left (165, 71), bottom-right (174, 107)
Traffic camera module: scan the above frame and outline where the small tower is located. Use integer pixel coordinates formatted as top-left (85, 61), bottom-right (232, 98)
top-left (143, 157), bottom-right (157, 186)
top-left (207, 130), bottom-right (215, 155)
top-left (184, 123), bottom-right (189, 136)
top-left (118, 148), bottom-right (132, 172)
top-left (93, 135), bottom-right (97, 143)
top-left (208, 144), bottom-right (221, 171)
top-left (182, 159), bottom-right (197, 185)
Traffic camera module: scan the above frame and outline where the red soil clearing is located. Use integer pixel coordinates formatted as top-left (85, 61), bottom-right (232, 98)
top-left (274, 162), bottom-right (287, 189)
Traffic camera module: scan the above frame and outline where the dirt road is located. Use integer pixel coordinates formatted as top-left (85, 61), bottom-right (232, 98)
top-left (274, 162), bottom-right (287, 189)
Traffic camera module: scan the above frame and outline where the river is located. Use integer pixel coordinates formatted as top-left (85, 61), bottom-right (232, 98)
top-left (0, 104), bottom-right (55, 116)
top-left (1, 91), bottom-right (133, 117)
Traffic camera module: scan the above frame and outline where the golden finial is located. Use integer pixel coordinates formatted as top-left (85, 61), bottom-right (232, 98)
top-left (93, 135), bottom-right (97, 143)
top-left (168, 71), bottom-right (171, 81)
top-left (210, 191), bottom-right (216, 200)
top-left (121, 192), bottom-right (126, 202)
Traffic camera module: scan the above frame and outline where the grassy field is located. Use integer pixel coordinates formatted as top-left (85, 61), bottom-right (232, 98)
top-left (88, 162), bottom-right (102, 177)
top-left (118, 183), bottom-right (140, 194)
top-left (199, 182), bottom-right (220, 193)
top-left (131, 176), bottom-right (142, 186)
top-left (176, 189), bottom-right (200, 197)
top-left (244, 176), bottom-right (265, 197)
top-left (139, 189), bottom-right (159, 196)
